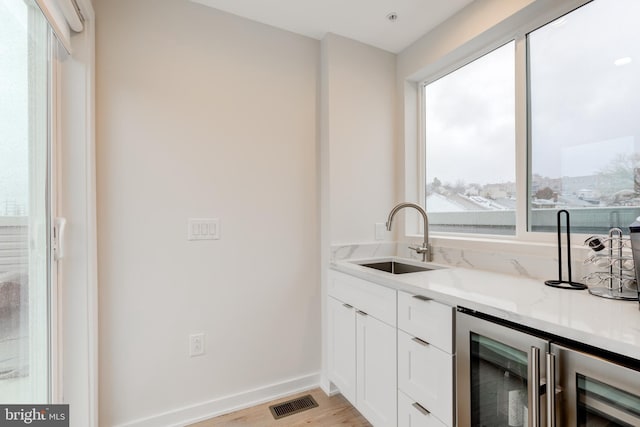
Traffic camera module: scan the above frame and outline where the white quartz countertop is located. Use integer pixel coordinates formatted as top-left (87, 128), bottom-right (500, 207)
top-left (331, 257), bottom-right (640, 361)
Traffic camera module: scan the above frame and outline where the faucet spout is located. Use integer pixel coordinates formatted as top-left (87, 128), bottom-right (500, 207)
top-left (386, 202), bottom-right (431, 262)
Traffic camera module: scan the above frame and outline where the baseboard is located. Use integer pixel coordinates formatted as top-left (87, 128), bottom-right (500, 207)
top-left (116, 372), bottom-right (321, 427)
top-left (319, 374), bottom-right (339, 397)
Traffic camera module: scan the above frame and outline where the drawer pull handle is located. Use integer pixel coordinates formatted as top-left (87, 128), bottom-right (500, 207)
top-left (412, 295), bottom-right (432, 302)
top-left (342, 303), bottom-right (353, 309)
top-left (412, 337), bottom-right (429, 346)
top-left (356, 310), bottom-right (368, 316)
top-left (412, 402), bottom-right (430, 415)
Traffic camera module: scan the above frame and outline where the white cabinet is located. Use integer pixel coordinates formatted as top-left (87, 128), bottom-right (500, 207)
top-left (328, 270), bottom-right (396, 326)
top-left (327, 272), bottom-right (456, 427)
top-left (356, 312), bottom-right (397, 427)
top-left (397, 291), bottom-right (455, 427)
top-left (327, 296), bottom-right (356, 405)
top-left (327, 270), bottom-right (397, 427)
top-left (398, 330), bottom-right (454, 426)
top-left (397, 291), bottom-right (453, 353)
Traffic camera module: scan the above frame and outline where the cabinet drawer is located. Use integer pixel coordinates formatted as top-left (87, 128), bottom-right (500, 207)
top-left (398, 330), bottom-right (454, 427)
top-left (398, 390), bottom-right (448, 427)
top-left (398, 291), bottom-right (453, 353)
top-left (328, 270), bottom-right (396, 326)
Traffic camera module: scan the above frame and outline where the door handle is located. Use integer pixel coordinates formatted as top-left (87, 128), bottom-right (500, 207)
top-left (528, 346), bottom-right (540, 427)
top-left (53, 217), bottom-right (67, 261)
top-left (356, 310), bottom-right (368, 316)
top-left (411, 337), bottom-right (429, 346)
top-left (412, 402), bottom-right (430, 415)
top-left (546, 352), bottom-right (556, 427)
top-left (412, 295), bottom-right (432, 302)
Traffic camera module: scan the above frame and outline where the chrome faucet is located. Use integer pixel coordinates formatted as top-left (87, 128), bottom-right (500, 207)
top-left (386, 202), bottom-right (431, 262)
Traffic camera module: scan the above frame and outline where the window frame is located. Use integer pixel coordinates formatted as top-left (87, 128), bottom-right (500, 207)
top-left (34, 0), bottom-right (97, 422)
top-left (56, 2), bottom-right (99, 423)
top-left (414, 0), bottom-right (629, 246)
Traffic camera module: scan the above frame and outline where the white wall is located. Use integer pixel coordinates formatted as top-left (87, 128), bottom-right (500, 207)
top-left (95, 1), bottom-right (320, 425)
top-left (322, 34), bottom-right (397, 245)
top-left (398, 0), bottom-right (535, 80)
top-left (318, 32), bottom-right (397, 394)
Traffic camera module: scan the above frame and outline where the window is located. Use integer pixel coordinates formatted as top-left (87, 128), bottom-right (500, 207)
top-left (422, 0), bottom-right (640, 237)
top-left (528, 0), bottom-right (640, 234)
top-left (424, 42), bottom-right (515, 235)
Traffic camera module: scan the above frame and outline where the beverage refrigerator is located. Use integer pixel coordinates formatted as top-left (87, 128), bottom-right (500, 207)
top-left (456, 308), bottom-right (640, 426)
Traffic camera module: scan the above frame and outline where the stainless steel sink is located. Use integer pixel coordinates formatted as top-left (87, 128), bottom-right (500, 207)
top-left (358, 261), bottom-right (435, 274)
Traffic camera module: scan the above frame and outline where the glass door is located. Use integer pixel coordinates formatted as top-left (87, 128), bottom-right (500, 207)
top-left (0, 0), bottom-right (54, 403)
top-left (551, 344), bottom-right (640, 426)
top-left (457, 310), bottom-right (549, 426)
top-left (471, 333), bottom-right (529, 426)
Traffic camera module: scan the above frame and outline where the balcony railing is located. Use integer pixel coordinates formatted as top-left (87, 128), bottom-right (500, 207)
top-left (0, 217), bottom-right (28, 278)
top-left (428, 206), bottom-right (640, 235)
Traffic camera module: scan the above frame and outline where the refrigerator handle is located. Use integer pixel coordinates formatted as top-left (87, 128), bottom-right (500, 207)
top-left (546, 352), bottom-right (557, 427)
top-left (528, 346), bottom-right (541, 427)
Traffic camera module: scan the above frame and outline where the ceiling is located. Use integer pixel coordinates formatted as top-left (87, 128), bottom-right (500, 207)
top-left (190, 0), bottom-right (475, 53)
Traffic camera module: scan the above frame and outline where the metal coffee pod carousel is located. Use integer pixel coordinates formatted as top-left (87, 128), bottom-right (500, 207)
top-left (583, 228), bottom-right (638, 300)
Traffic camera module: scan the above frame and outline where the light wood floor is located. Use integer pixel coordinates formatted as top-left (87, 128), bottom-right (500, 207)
top-left (188, 388), bottom-right (372, 427)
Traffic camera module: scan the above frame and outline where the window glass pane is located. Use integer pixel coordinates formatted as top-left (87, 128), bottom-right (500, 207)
top-left (425, 42), bottom-right (516, 235)
top-left (529, 0), bottom-right (640, 233)
top-left (0, 0), bottom-right (50, 402)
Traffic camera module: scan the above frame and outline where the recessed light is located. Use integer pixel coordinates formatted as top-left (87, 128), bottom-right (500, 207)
top-left (386, 12), bottom-right (398, 22)
top-left (614, 57), bottom-right (632, 67)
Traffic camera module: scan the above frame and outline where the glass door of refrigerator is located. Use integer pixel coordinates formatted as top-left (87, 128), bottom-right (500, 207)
top-left (551, 343), bottom-right (640, 426)
top-left (471, 333), bottom-right (529, 426)
top-left (457, 311), bottom-right (549, 427)
top-left (578, 374), bottom-right (640, 426)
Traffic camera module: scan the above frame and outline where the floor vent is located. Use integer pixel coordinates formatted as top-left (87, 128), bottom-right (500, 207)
top-left (269, 394), bottom-right (319, 420)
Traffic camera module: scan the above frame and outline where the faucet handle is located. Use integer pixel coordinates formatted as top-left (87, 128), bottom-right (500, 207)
top-left (409, 245), bottom-right (429, 254)
top-left (409, 244), bottom-right (432, 262)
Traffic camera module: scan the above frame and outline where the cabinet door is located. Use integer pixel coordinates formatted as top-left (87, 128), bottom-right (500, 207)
top-left (356, 312), bottom-right (397, 427)
top-left (327, 296), bottom-right (356, 405)
top-left (398, 330), bottom-right (454, 426)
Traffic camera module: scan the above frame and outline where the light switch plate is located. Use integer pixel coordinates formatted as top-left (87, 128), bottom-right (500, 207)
top-left (375, 222), bottom-right (387, 240)
top-left (188, 218), bottom-right (220, 240)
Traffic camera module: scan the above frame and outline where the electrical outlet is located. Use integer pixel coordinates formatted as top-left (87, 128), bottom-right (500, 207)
top-left (189, 333), bottom-right (205, 357)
